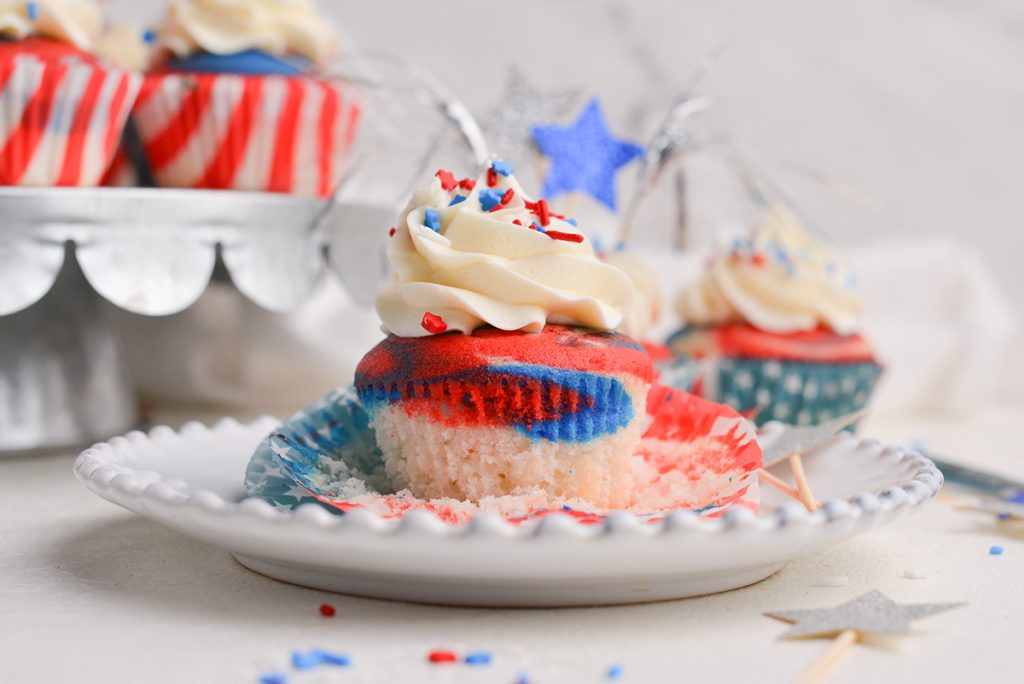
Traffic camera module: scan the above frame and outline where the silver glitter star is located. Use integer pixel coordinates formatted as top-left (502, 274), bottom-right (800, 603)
top-left (479, 66), bottom-right (579, 170)
top-left (759, 410), bottom-right (865, 468)
top-left (766, 590), bottom-right (964, 639)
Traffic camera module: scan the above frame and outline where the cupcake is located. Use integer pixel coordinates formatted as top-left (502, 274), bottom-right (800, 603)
top-left (664, 203), bottom-right (882, 426)
top-left (354, 161), bottom-right (651, 509)
top-left (131, 0), bottom-right (361, 197)
top-left (0, 1), bottom-right (142, 186)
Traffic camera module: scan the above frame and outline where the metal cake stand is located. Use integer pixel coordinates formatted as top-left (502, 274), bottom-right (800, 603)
top-left (0, 187), bottom-right (394, 455)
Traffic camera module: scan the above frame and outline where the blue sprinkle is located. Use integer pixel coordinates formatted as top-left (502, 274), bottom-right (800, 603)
top-left (845, 273), bottom-right (859, 290)
top-left (562, 505), bottom-right (573, 511)
top-left (990, 545), bottom-right (1004, 556)
top-left (606, 664), bottom-right (625, 680)
top-left (564, 217), bottom-right (578, 226)
top-left (142, 28), bottom-right (157, 44)
top-left (26, 1), bottom-right (37, 21)
top-left (997, 513), bottom-right (1013, 521)
top-left (448, 194), bottom-right (466, 206)
top-left (292, 651), bottom-right (322, 670)
top-left (491, 160), bottom-right (514, 176)
top-left (478, 189), bottom-right (505, 211)
top-left (423, 208), bottom-right (442, 233)
top-left (259, 674), bottom-right (287, 684)
top-left (1007, 490), bottom-right (1024, 504)
top-left (614, 240), bottom-right (626, 252)
top-left (530, 221), bottom-right (546, 234)
top-left (464, 651), bottom-right (493, 666)
top-left (314, 649), bottom-right (352, 667)
top-left (516, 674), bottom-right (531, 684)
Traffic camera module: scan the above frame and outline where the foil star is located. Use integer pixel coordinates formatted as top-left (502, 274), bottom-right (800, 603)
top-left (766, 590), bottom-right (964, 639)
top-left (532, 99), bottom-right (644, 210)
top-left (479, 67), bottom-right (579, 171)
top-left (759, 410), bottom-right (865, 467)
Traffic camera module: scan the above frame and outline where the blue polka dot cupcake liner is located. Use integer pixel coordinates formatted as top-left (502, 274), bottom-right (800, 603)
top-left (658, 356), bottom-right (883, 427)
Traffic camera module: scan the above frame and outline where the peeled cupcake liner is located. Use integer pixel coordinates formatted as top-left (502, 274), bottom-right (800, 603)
top-left (130, 70), bottom-right (361, 197)
top-left (658, 353), bottom-right (883, 427)
top-left (244, 384), bottom-right (763, 525)
top-left (0, 50), bottom-right (141, 186)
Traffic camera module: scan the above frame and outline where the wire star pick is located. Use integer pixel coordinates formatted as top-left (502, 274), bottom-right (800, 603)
top-left (766, 590), bottom-right (964, 684)
top-left (479, 66), bottom-right (579, 172)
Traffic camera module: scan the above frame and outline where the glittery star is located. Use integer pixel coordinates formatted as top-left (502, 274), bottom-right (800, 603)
top-left (531, 99), bottom-right (644, 210)
top-left (759, 409), bottom-right (864, 467)
top-left (479, 66), bottom-right (579, 170)
top-left (766, 590), bottom-right (964, 639)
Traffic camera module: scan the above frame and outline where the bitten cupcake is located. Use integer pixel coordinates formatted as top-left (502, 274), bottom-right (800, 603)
top-left (355, 161), bottom-right (652, 509)
top-left (132, 0), bottom-right (361, 196)
top-left (664, 203), bottom-right (882, 426)
top-left (0, 0), bottom-right (142, 186)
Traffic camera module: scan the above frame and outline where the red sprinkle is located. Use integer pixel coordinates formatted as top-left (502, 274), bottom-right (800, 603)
top-left (501, 188), bottom-right (515, 204)
top-left (428, 650), bottom-right (458, 664)
top-left (513, 219), bottom-right (523, 226)
top-left (435, 169), bottom-right (457, 191)
top-left (535, 199), bottom-right (550, 226)
top-left (750, 253), bottom-right (766, 266)
top-left (545, 230), bottom-right (584, 243)
top-left (458, 178), bottom-right (476, 191)
top-left (421, 312), bottom-right (448, 335)
top-left (388, 227), bottom-right (396, 237)
top-left (486, 167), bottom-right (498, 187)
top-left (319, 603), bottom-right (336, 617)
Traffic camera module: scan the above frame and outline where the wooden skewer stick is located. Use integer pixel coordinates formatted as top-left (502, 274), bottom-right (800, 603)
top-left (758, 469), bottom-right (803, 502)
top-left (795, 629), bottom-right (858, 684)
top-left (788, 453), bottom-right (820, 512)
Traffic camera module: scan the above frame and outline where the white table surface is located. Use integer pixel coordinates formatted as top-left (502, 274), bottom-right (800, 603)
top-left (2, 405), bottom-right (1022, 684)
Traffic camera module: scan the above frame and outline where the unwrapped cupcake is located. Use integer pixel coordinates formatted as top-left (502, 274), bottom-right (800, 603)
top-left (663, 203), bottom-right (882, 426)
top-left (132, 0), bottom-right (361, 196)
top-left (355, 161), bottom-right (653, 509)
top-left (0, 0), bottom-right (142, 186)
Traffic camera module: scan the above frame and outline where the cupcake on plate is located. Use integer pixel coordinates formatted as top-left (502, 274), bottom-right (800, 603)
top-left (355, 161), bottom-right (653, 509)
top-left (132, 0), bottom-right (361, 196)
top-left (664, 203), bottom-right (882, 426)
top-left (0, 0), bottom-right (142, 186)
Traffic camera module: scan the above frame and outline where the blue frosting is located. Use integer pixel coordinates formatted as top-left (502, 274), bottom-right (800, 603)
top-left (166, 49), bottom-right (311, 76)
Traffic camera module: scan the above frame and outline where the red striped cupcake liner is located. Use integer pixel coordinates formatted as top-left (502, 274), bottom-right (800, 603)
top-left (0, 39), bottom-right (141, 186)
top-left (131, 71), bottom-right (362, 197)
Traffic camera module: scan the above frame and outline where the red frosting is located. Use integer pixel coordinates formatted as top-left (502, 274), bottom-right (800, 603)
top-left (679, 324), bottom-right (876, 363)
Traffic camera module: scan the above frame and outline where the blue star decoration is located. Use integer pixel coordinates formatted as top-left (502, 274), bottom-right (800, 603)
top-left (531, 98), bottom-right (644, 211)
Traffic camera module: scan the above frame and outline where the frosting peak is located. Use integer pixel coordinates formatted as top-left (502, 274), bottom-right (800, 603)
top-left (675, 204), bottom-right (862, 335)
top-left (377, 162), bottom-right (636, 338)
top-left (158, 0), bottom-right (336, 65)
top-left (0, 0), bottom-right (103, 51)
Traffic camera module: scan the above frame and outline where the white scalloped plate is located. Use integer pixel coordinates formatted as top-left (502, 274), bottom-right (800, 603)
top-left (73, 419), bottom-right (942, 607)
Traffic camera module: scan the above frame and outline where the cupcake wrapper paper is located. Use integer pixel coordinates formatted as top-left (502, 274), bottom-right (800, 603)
top-left (131, 71), bottom-right (361, 197)
top-left (0, 52), bottom-right (140, 186)
top-left (659, 355), bottom-right (883, 426)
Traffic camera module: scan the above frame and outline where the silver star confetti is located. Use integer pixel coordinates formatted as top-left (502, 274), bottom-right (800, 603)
top-left (760, 410), bottom-right (865, 467)
top-left (766, 590), bottom-right (964, 639)
top-left (479, 66), bottom-right (579, 170)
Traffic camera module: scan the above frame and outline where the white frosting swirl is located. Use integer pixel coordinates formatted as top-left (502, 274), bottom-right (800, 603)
top-left (675, 204), bottom-right (862, 335)
top-left (378, 163), bottom-right (636, 337)
top-left (158, 0), bottom-right (336, 64)
top-left (0, 0), bottom-right (103, 51)
top-left (95, 23), bottom-right (151, 71)
top-left (603, 250), bottom-right (661, 340)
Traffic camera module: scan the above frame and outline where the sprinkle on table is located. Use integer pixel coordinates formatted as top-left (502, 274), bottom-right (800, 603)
top-left (258, 673), bottom-right (287, 684)
top-left (605, 663), bottom-right (624, 680)
top-left (990, 545), bottom-right (1004, 556)
top-left (388, 227), bottom-right (396, 237)
top-left (464, 651), bottom-right (493, 666)
top-left (318, 603), bottom-right (336, 617)
top-left (428, 650), bottom-right (459, 664)
top-left (421, 312), bottom-right (448, 335)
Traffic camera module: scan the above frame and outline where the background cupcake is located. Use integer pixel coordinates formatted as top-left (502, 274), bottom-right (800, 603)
top-left (0, 0), bottom-right (141, 186)
top-left (664, 203), bottom-right (882, 426)
top-left (131, 0), bottom-right (361, 196)
top-left (354, 161), bottom-right (652, 509)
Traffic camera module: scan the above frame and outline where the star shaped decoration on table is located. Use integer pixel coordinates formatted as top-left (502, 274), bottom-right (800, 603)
top-left (766, 590), bottom-right (965, 639)
top-left (531, 98), bottom-right (644, 210)
top-left (479, 66), bottom-right (579, 171)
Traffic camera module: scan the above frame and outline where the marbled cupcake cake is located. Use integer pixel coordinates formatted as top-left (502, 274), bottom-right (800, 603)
top-left (355, 161), bottom-right (650, 508)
